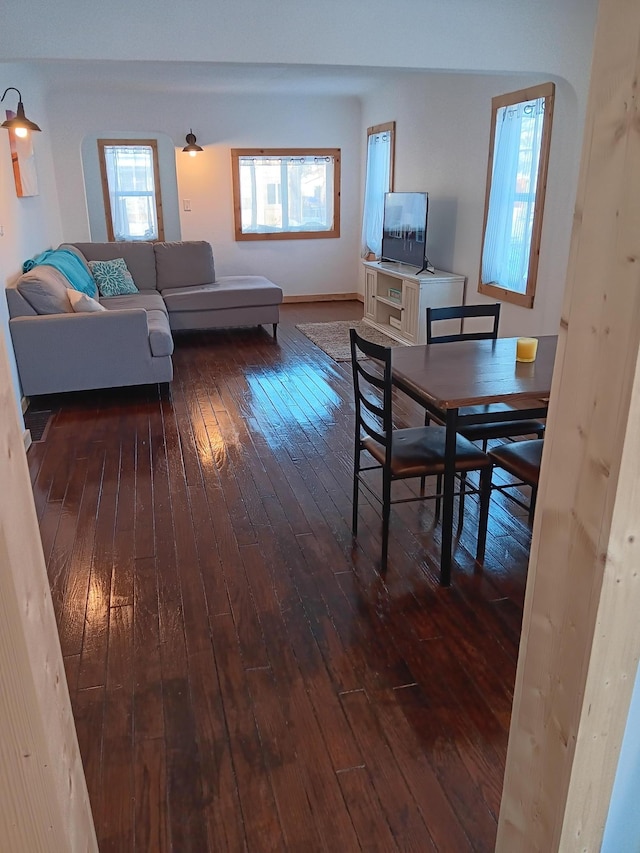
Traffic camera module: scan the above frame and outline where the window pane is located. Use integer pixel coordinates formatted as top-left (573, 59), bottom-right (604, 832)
top-left (482, 98), bottom-right (546, 293)
top-left (232, 149), bottom-right (340, 240)
top-left (361, 123), bottom-right (394, 258)
top-left (101, 143), bottom-right (162, 241)
top-left (479, 84), bottom-right (554, 308)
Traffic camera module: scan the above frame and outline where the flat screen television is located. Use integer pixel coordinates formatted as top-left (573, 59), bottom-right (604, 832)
top-left (381, 191), bottom-right (432, 273)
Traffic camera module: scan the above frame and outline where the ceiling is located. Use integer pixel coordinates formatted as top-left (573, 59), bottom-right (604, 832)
top-left (31, 59), bottom-right (445, 98)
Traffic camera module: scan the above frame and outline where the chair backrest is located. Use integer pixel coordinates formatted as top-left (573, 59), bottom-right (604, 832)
top-left (349, 328), bottom-right (393, 455)
top-left (426, 303), bottom-right (501, 344)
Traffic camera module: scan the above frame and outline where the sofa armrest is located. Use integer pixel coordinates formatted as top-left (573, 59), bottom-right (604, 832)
top-left (9, 309), bottom-right (171, 396)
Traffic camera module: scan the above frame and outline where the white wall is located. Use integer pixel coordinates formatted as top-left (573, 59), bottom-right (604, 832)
top-left (0, 64), bottom-right (62, 415)
top-left (361, 71), bottom-right (585, 337)
top-left (47, 89), bottom-right (363, 297)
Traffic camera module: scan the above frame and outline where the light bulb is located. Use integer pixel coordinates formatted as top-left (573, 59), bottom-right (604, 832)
top-left (189, 150), bottom-right (197, 158)
top-left (15, 127), bottom-right (28, 138)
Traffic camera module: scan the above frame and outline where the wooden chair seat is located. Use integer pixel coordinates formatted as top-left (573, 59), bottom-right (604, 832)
top-left (363, 426), bottom-right (490, 477)
top-left (489, 438), bottom-right (544, 523)
top-left (489, 439), bottom-right (544, 486)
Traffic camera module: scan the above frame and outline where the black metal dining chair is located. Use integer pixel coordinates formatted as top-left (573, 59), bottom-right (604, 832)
top-left (489, 438), bottom-right (544, 524)
top-left (425, 304), bottom-right (546, 447)
top-left (349, 328), bottom-right (492, 571)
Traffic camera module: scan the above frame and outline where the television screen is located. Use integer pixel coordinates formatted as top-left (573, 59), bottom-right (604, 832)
top-left (381, 192), bottom-right (429, 270)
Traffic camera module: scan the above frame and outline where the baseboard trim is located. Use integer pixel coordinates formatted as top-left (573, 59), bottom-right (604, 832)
top-left (283, 292), bottom-right (362, 303)
top-left (21, 396), bottom-right (29, 414)
top-left (23, 430), bottom-right (32, 452)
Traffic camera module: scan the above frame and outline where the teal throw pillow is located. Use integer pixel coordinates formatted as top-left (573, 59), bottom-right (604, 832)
top-left (89, 258), bottom-right (138, 297)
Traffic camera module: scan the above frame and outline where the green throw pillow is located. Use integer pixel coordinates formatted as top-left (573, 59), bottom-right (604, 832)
top-left (89, 258), bottom-right (138, 297)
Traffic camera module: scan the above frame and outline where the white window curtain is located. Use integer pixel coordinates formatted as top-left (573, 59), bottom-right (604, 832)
top-left (104, 145), bottom-right (158, 241)
top-left (482, 97), bottom-right (545, 292)
top-left (361, 130), bottom-right (392, 258)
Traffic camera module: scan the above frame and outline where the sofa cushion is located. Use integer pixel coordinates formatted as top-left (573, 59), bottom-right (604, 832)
top-left (154, 241), bottom-right (215, 290)
top-left (6, 283), bottom-right (38, 318)
top-left (70, 242), bottom-right (158, 291)
top-left (89, 258), bottom-right (138, 297)
top-left (161, 276), bottom-right (283, 313)
top-left (16, 267), bottom-right (73, 314)
top-left (67, 289), bottom-right (107, 313)
top-left (146, 309), bottom-right (174, 357)
top-left (99, 291), bottom-right (168, 315)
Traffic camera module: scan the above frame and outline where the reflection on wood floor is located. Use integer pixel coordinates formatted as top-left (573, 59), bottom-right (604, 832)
top-left (28, 301), bottom-right (533, 852)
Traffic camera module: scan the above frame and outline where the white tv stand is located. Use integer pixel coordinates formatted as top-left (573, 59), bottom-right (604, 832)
top-left (362, 260), bottom-right (466, 345)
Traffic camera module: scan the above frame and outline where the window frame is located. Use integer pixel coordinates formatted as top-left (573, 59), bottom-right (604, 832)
top-left (231, 148), bottom-right (341, 241)
top-left (97, 138), bottom-right (165, 242)
top-left (361, 121), bottom-right (395, 260)
top-left (478, 82), bottom-right (555, 309)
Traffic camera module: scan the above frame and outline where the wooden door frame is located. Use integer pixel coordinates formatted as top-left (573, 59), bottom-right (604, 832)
top-left (0, 333), bottom-right (97, 850)
top-left (498, 0), bottom-right (640, 848)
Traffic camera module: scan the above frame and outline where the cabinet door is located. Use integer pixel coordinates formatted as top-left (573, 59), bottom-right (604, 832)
top-left (401, 280), bottom-right (419, 343)
top-left (364, 270), bottom-right (377, 320)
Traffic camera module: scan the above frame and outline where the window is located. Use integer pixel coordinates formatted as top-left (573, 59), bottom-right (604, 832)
top-left (231, 148), bottom-right (340, 240)
top-left (361, 122), bottom-right (395, 259)
top-left (479, 83), bottom-right (555, 308)
top-left (97, 139), bottom-right (165, 242)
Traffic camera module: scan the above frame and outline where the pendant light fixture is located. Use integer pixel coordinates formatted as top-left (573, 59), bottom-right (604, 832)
top-left (1, 87), bottom-right (41, 137)
top-left (182, 129), bottom-right (203, 156)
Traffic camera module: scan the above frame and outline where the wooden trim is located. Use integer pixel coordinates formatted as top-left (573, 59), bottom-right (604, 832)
top-left (21, 396), bottom-right (28, 414)
top-left (478, 280), bottom-right (534, 309)
top-left (231, 148), bottom-right (341, 241)
top-left (491, 81), bottom-right (555, 112)
top-left (97, 139), bottom-right (165, 242)
top-left (497, 8), bottom-right (640, 849)
top-left (23, 429), bottom-right (31, 451)
top-left (478, 82), bottom-right (555, 309)
top-left (97, 141), bottom-right (115, 242)
top-left (150, 140), bottom-right (165, 241)
top-left (283, 292), bottom-right (361, 303)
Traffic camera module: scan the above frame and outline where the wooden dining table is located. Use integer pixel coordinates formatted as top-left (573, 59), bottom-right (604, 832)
top-left (391, 335), bottom-right (557, 585)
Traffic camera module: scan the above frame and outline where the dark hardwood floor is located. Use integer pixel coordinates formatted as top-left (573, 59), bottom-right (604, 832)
top-left (27, 301), bottom-right (533, 852)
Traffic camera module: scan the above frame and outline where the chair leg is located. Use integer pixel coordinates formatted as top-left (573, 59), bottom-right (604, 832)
top-left (381, 471), bottom-right (391, 572)
top-left (457, 472), bottom-right (467, 531)
top-left (273, 323), bottom-right (278, 338)
top-left (476, 466), bottom-right (492, 564)
top-left (422, 410), bottom-right (431, 492)
top-left (352, 447), bottom-right (360, 536)
top-left (528, 485), bottom-right (538, 525)
top-left (434, 474), bottom-right (442, 523)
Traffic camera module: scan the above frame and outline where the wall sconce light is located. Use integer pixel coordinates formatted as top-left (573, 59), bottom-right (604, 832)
top-left (182, 129), bottom-right (203, 156)
top-left (0, 87), bottom-right (41, 137)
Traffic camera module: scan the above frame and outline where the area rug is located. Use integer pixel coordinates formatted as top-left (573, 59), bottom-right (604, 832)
top-left (296, 319), bottom-right (404, 362)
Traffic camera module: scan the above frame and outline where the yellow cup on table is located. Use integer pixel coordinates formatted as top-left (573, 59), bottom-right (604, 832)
top-left (516, 336), bottom-right (539, 362)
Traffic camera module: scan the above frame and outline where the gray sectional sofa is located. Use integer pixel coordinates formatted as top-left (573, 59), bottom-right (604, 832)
top-left (6, 240), bottom-right (283, 396)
